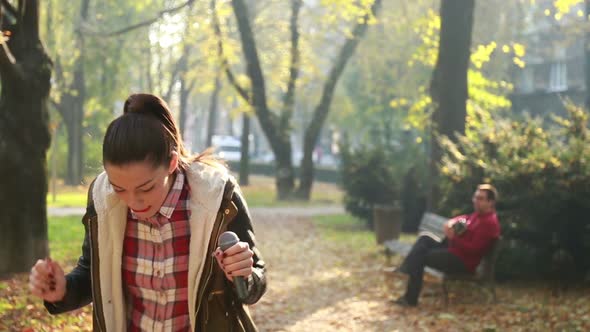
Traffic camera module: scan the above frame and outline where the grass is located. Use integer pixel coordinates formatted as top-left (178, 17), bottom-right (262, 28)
top-left (0, 215), bottom-right (91, 331)
top-left (313, 214), bottom-right (417, 245)
top-left (47, 216), bottom-right (86, 265)
top-left (240, 176), bottom-right (342, 207)
top-left (46, 192), bottom-right (87, 208)
top-left (46, 180), bottom-right (89, 207)
top-left (47, 175), bottom-right (343, 208)
top-left (313, 214), bottom-right (375, 246)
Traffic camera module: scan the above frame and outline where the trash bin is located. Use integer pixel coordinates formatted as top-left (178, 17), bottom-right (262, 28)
top-left (373, 203), bottom-right (402, 244)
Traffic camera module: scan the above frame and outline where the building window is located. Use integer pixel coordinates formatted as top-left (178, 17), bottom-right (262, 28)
top-left (548, 61), bottom-right (568, 92)
top-left (519, 67), bottom-right (534, 93)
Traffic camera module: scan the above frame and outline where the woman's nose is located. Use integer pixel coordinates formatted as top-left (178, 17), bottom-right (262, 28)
top-left (128, 192), bottom-right (144, 206)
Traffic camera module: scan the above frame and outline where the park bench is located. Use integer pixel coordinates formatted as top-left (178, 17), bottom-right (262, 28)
top-left (383, 212), bottom-right (501, 304)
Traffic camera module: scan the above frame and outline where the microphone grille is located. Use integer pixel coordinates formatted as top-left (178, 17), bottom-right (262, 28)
top-left (219, 231), bottom-right (239, 251)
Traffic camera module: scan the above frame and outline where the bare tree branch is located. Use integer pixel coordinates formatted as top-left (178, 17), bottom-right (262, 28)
top-left (1, 0), bottom-right (18, 18)
top-left (298, 0), bottom-right (383, 197)
top-left (230, 0), bottom-right (288, 156)
top-left (307, 0), bottom-right (383, 132)
top-left (187, 77), bottom-right (196, 92)
top-left (222, 60), bottom-right (250, 102)
top-left (82, 0), bottom-right (195, 37)
top-left (279, 0), bottom-right (302, 133)
top-left (211, 0), bottom-right (250, 102)
top-left (164, 57), bottom-right (183, 102)
top-left (49, 97), bottom-right (68, 121)
top-left (164, 34), bottom-right (206, 101)
top-left (163, 50), bottom-right (192, 102)
top-left (53, 54), bottom-right (64, 85)
top-left (146, 44), bottom-right (154, 92)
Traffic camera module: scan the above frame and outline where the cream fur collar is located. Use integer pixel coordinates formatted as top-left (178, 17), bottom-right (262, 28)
top-left (92, 162), bottom-right (231, 331)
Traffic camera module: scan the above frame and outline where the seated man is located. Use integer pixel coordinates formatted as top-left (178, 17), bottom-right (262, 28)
top-left (393, 184), bottom-right (501, 307)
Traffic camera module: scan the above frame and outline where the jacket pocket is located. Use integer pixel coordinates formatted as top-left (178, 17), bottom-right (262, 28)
top-left (203, 290), bottom-right (243, 332)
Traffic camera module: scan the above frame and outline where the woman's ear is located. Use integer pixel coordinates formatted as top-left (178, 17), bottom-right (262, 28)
top-left (168, 151), bottom-right (179, 174)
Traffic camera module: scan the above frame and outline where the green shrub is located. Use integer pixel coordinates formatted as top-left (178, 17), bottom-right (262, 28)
top-left (339, 129), bottom-right (429, 230)
top-left (340, 145), bottom-right (399, 228)
top-left (438, 104), bottom-right (590, 280)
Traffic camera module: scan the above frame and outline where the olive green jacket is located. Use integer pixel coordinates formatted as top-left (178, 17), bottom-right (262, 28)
top-left (45, 162), bottom-right (266, 331)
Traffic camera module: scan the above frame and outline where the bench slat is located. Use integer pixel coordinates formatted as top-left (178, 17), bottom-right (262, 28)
top-left (383, 239), bottom-right (444, 278)
top-left (384, 212), bottom-right (449, 278)
top-left (383, 239), bottom-right (411, 256)
top-left (383, 212), bottom-right (500, 302)
top-left (417, 212), bottom-right (447, 242)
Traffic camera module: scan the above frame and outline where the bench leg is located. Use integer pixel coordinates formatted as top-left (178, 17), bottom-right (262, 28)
top-left (383, 248), bottom-right (392, 266)
top-left (443, 280), bottom-right (497, 305)
top-left (478, 282), bottom-right (497, 304)
top-left (442, 279), bottom-right (449, 306)
top-left (490, 283), bottom-right (497, 303)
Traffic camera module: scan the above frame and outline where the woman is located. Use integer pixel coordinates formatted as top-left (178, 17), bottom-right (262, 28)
top-left (29, 94), bottom-right (266, 331)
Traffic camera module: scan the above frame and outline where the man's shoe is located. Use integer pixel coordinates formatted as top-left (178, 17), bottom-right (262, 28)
top-left (390, 296), bottom-right (417, 307)
top-left (383, 266), bottom-right (409, 274)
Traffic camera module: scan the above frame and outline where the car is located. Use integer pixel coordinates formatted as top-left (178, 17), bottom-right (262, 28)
top-left (212, 135), bottom-right (242, 162)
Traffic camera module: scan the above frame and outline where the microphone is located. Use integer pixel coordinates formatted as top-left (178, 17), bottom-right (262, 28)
top-left (218, 231), bottom-right (248, 301)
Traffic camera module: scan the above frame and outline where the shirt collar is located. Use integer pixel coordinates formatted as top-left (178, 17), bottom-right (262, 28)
top-left (475, 210), bottom-right (495, 218)
top-left (158, 169), bottom-right (185, 219)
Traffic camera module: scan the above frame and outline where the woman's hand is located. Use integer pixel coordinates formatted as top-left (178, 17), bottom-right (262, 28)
top-left (214, 241), bottom-right (254, 282)
top-left (29, 258), bottom-right (66, 303)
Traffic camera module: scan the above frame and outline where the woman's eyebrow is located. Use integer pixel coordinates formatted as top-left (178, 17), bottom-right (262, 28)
top-left (109, 178), bottom-right (154, 189)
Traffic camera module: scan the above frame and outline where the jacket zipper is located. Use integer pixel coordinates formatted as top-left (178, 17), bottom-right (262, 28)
top-left (88, 216), bottom-right (106, 332)
top-left (195, 210), bottom-right (227, 326)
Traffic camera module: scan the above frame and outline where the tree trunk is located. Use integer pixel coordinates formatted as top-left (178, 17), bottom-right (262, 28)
top-left (206, 71), bottom-right (221, 147)
top-left (274, 143), bottom-right (295, 200)
top-left (64, 97), bottom-right (84, 186)
top-left (229, 0), bottom-right (295, 199)
top-left (55, 0), bottom-right (89, 186)
top-left (297, 0), bottom-right (383, 200)
top-left (0, 0), bottom-right (52, 275)
top-left (427, 0), bottom-right (475, 209)
top-left (239, 113), bottom-right (250, 186)
top-left (146, 43), bottom-right (154, 92)
top-left (178, 77), bottom-right (190, 137)
top-left (585, 0), bottom-right (590, 111)
top-left (50, 123), bottom-right (61, 203)
top-left (170, 13), bottom-right (194, 137)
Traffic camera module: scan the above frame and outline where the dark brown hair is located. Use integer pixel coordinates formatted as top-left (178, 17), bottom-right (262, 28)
top-left (103, 93), bottom-right (220, 170)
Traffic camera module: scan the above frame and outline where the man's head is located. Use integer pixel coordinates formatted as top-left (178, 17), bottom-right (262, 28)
top-left (472, 184), bottom-right (498, 213)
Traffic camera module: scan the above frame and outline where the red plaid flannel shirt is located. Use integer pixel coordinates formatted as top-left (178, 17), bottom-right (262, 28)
top-left (122, 169), bottom-right (193, 331)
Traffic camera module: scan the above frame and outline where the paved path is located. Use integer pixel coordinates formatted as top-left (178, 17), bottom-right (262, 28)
top-left (251, 212), bottom-right (402, 331)
top-left (48, 205), bottom-right (345, 217)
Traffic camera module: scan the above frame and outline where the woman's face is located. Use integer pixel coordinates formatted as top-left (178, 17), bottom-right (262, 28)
top-left (105, 155), bottom-right (178, 219)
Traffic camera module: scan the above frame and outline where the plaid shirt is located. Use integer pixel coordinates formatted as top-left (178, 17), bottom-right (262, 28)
top-left (122, 169), bottom-right (192, 331)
